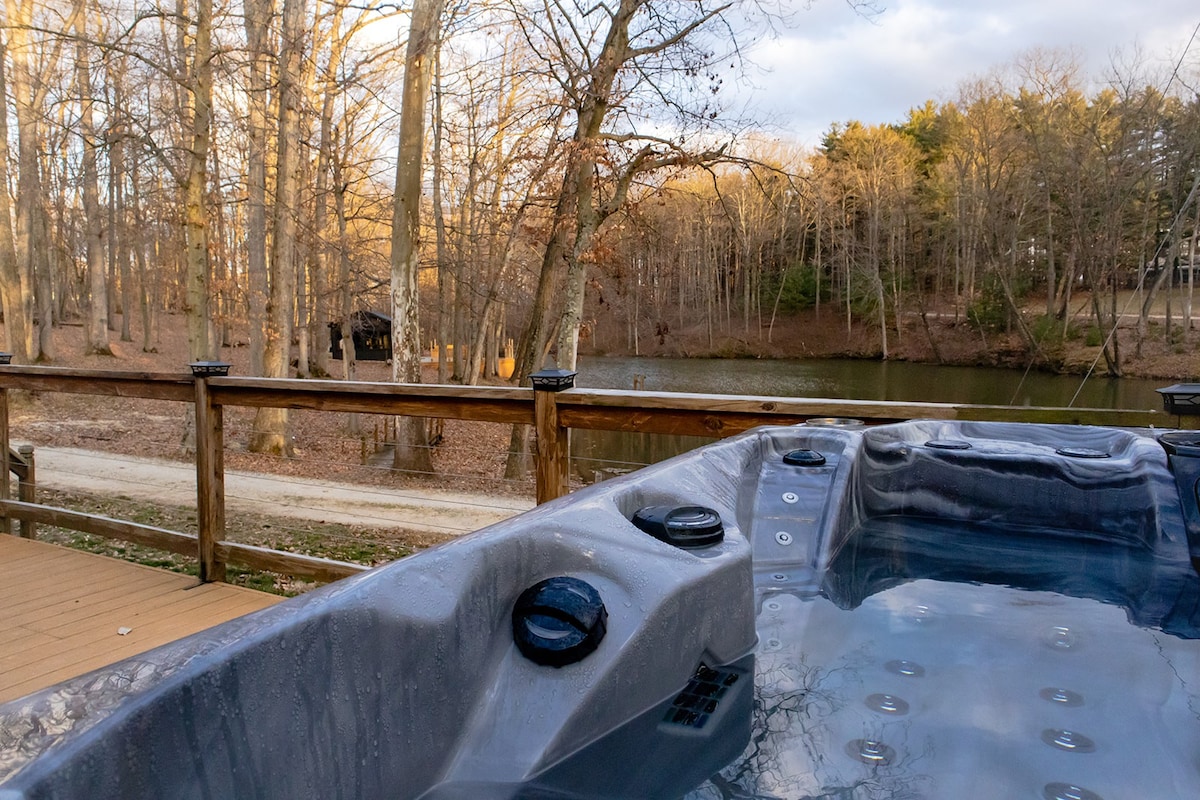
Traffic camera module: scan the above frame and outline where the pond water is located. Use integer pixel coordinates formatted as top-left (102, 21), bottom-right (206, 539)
top-left (569, 356), bottom-right (1174, 480)
top-left (575, 356), bottom-right (1167, 408)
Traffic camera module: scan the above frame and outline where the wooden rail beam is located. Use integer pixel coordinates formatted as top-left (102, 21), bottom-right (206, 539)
top-left (0, 499), bottom-right (197, 554)
top-left (214, 541), bottom-right (369, 583)
top-left (0, 366), bottom-right (194, 401)
top-left (0, 499), bottom-right (369, 584)
top-left (554, 389), bottom-right (1185, 436)
top-left (207, 377), bottom-right (535, 423)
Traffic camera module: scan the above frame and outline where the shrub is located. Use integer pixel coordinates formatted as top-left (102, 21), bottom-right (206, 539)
top-left (760, 263), bottom-right (825, 313)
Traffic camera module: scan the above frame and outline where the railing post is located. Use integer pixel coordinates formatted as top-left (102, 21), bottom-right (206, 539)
top-left (17, 444), bottom-right (35, 539)
top-left (531, 368), bottom-right (576, 504)
top-left (192, 362), bottom-right (230, 582)
top-left (0, 383), bottom-right (9, 536)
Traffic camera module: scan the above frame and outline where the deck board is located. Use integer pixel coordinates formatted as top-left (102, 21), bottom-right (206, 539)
top-left (0, 534), bottom-right (282, 704)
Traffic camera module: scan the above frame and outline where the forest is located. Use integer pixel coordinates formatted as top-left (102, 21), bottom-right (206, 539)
top-left (0, 2), bottom-right (1197, 451)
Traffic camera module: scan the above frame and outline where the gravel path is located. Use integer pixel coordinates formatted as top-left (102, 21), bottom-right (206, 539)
top-left (21, 446), bottom-right (534, 536)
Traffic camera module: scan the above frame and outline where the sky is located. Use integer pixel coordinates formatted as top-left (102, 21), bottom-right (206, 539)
top-left (744, 0), bottom-right (1200, 146)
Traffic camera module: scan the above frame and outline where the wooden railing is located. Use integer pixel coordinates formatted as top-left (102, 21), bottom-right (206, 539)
top-left (0, 365), bottom-right (1192, 585)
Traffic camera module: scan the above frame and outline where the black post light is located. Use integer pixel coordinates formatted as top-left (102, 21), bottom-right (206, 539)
top-left (530, 367), bottom-right (577, 392)
top-left (189, 361), bottom-right (232, 378)
top-left (1157, 384), bottom-right (1200, 416)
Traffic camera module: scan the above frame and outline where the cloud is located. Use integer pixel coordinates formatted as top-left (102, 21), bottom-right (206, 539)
top-left (740, 0), bottom-right (1200, 145)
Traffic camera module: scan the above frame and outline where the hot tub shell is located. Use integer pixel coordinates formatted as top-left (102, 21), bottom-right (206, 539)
top-left (2, 421), bottom-right (1199, 798)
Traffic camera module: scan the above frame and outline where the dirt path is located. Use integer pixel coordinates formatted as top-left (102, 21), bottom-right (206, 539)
top-left (22, 445), bottom-right (534, 536)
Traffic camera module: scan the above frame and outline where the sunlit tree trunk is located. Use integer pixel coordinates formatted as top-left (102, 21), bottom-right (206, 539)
top-left (389, 0), bottom-right (443, 474)
top-left (182, 0), bottom-right (214, 362)
top-left (251, 0), bottom-right (307, 456)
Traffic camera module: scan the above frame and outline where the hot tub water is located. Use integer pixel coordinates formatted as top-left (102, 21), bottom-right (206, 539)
top-left (688, 576), bottom-right (1200, 799)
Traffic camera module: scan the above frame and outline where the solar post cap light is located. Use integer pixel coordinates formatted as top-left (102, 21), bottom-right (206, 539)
top-left (530, 368), bottom-right (577, 392)
top-left (189, 361), bottom-right (232, 377)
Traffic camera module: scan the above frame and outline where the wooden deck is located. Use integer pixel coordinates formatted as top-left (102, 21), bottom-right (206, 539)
top-left (0, 534), bottom-right (282, 704)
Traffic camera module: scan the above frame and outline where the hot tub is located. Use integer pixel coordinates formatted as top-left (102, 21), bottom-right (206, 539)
top-left (2, 421), bottom-right (1199, 799)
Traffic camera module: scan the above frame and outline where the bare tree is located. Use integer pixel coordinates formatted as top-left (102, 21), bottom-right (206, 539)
top-left (5, 0), bottom-right (57, 360)
top-left (507, 0), bottom-right (739, 381)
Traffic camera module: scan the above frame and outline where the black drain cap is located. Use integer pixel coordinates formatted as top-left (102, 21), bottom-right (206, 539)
top-left (513, 577), bottom-right (607, 667)
top-left (632, 506), bottom-right (725, 549)
top-left (783, 449), bottom-right (826, 466)
top-left (1056, 446), bottom-right (1110, 459)
top-left (925, 439), bottom-right (972, 451)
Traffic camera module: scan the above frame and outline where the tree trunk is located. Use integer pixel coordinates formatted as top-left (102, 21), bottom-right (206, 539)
top-left (243, 0), bottom-right (272, 377)
top-left (110, 115), bottom-right (133, 343)
top-left (251, 0), bottom-right (306, 457)
top-left (431, 47), bottom-right (451, 385)
top-left (6, 0), bottom-right (46, 361)
top-left (0, 34), bottom-right (32, 362)
top-left (74, 6), bottom-right (112, 356)
top-left (389, 0), bottom-right (442, 475)
top-left (182, 0), bottom-right (214, 362)
top-left (334, 161), bottom-right (359, 435)
top-left (308, 1), bottom-right (347, 379)
top-left (131, 155), bottom-right (156, 352)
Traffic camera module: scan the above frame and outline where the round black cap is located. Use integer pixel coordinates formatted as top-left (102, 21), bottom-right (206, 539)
top-left (513, 577), bottom-right (607, 667)
top-left (925, 439), bottom-right (972, 451)
top-left (1055, 446), bottom-right (1110, 459)
top-left (1159, 432), bottom-right (1200, 458)
top-left (632, 505), bottom-right (725, 549)
top-left (783, 449), bottom-right (826, 466)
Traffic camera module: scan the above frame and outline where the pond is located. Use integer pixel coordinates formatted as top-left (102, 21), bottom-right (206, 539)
top-left (568, 356), bottom-right (1175, 481)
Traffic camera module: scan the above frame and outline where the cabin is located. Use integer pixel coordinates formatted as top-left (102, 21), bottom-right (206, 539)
top-left (329, 310), bottom-right (391, 361)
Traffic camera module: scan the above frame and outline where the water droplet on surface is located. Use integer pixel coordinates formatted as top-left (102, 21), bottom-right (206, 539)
top-left (1043, 783), bottom-right (1103, 800)
top-left (884, 659), bottom-right (925, 677)
top-left (845, 738), bottom-right (895, 765)
top-left (865, 693), bottom-right (910, 715)
top-left (1041, 729), bottom-right (1096, 753)
top-left (1045, 626), bottom-right (1078, 650)
top-left (1039, 687), bottom-right (1084, 707)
